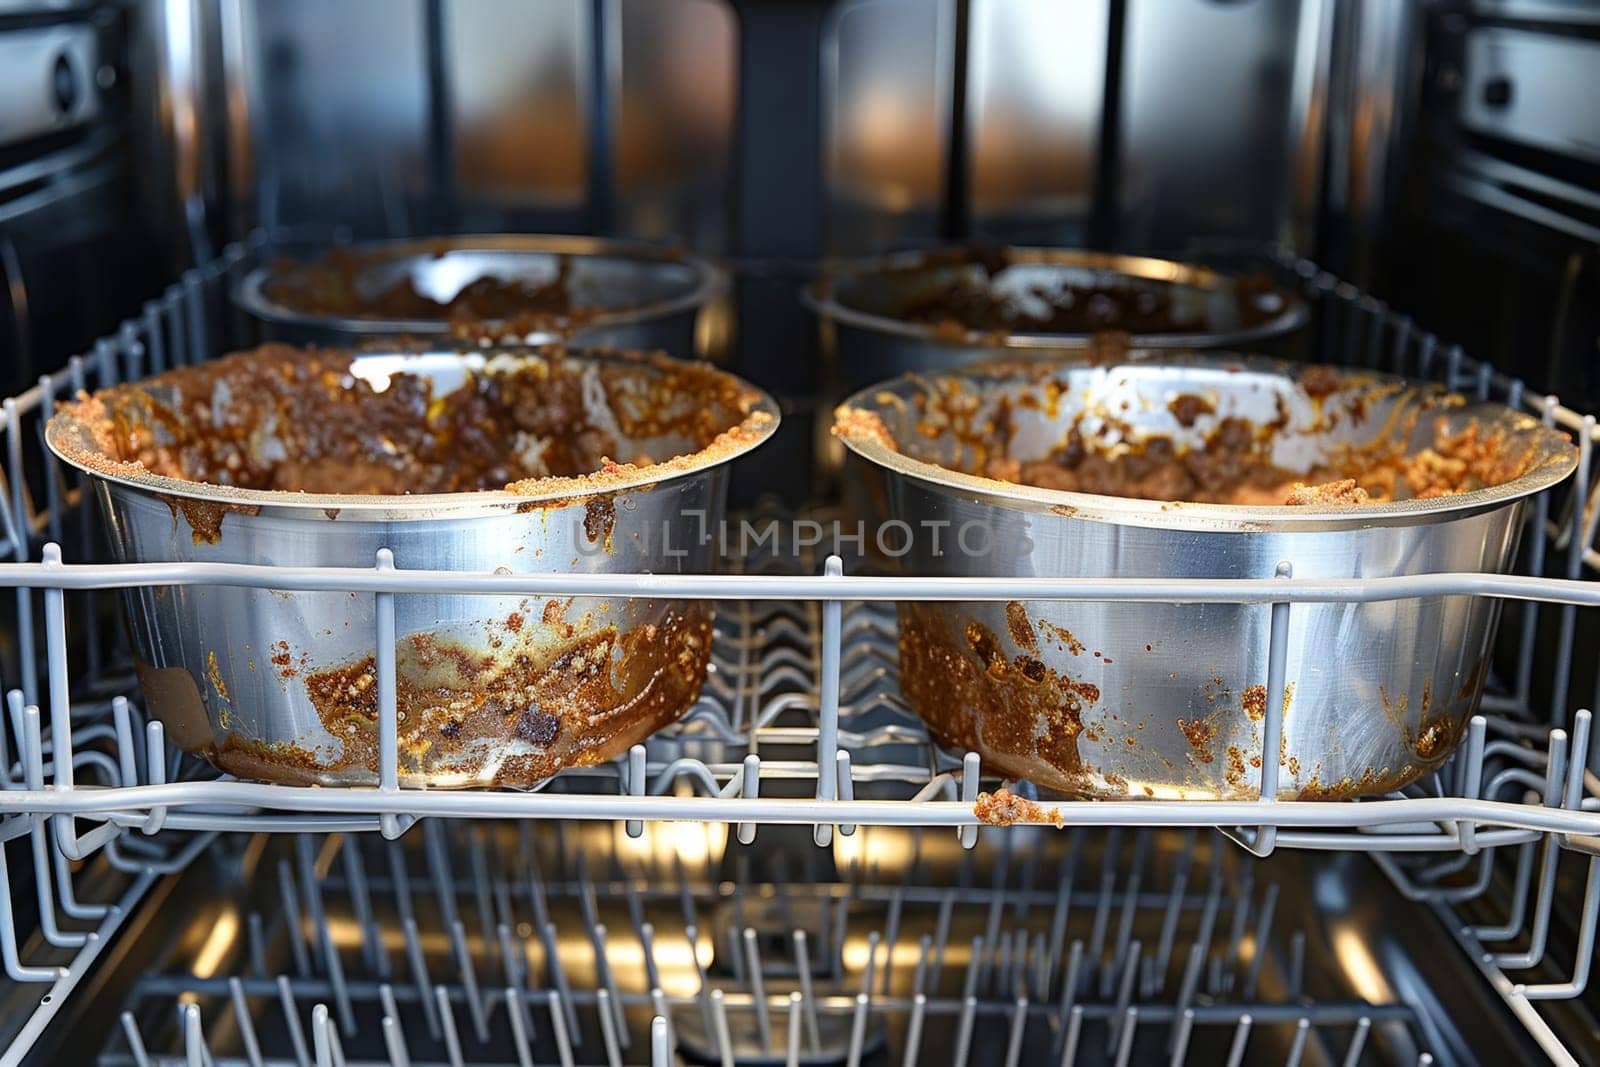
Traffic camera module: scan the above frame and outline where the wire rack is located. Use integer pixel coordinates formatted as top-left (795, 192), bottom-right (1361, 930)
top-left (0, 236), bottom-right (1598, 1063)
top-left (96, 823), bottom-right (1459, 1067)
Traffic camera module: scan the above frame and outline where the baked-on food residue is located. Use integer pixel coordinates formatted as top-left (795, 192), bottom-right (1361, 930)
top-left (974, 788), bottom-right (1064, 828)
top-left (836, 363), bottom-right (1538, 508)
top-left (882, 247), bottom-right (1287, 340)
top-left (898, 603), bottom-right (1099, 796)
top-left (54, 343), bottom-right (773, 540)
top-left (261, 245), bottom-right (607, 341)
top-left (215, 605), bottom-right (712, 788)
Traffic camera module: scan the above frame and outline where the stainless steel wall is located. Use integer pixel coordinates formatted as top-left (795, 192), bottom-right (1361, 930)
top-left (149, 0), bottom-right (1387, 261)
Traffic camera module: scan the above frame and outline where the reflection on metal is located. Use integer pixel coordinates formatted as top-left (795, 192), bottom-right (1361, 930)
top-left (248, 0), bottom-right (430, 234)
top-left (1118, 0), bottom-right (1307, 249)
top-left (615, 0), bottom-right (737, 250)
top-left (1460, 29), bottom-right (1600, 166)
top-left (447, 0), bottom-right (588, 209)
top-left (823, 0), bottom-right (952, 251)
top-left (967, 0), bottom-right (1107, 243)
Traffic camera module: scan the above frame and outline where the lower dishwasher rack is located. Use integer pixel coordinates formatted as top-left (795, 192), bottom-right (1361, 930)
top-left (55, 824), bottom-right (1555, 1066)
top-left (0, 239), bottom-right (1599, 1064)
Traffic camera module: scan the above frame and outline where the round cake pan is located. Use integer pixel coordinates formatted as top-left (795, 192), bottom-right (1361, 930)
top-left (47, 345), bottom-right (778, 788)
top-left (833, 354), bottom-right (1575, 800)
top-left (237, 234), bottom-right (726, 356)
top-left (804, 247), bottom-right (1309, 393)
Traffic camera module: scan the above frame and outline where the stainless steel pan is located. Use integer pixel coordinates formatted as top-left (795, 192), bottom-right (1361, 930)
top-left (834, 355), bottom-right (1575, 800)
top-left (804, 247), bottom-right (1309, 393)
top-left (47, 347), bottom-right (778, 788)
top-left (237, 234), bottom-right (725, 356)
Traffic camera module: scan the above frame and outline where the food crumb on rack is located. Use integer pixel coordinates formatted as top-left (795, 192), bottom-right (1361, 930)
top-left (973, 788), bottom-right (1064, 827)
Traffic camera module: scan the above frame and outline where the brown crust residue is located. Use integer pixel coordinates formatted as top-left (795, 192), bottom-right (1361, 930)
top-left (209, 604), bottom-right (712, 787)
top-left (831, 404), bottom-right (899, 453)
top-left (838, 361), bottom-right (1545, 509)
top-left (876, 247), bottom-right (1289, 340)
top-left (48, 345), bottom-right (774, 538)
top-left (1240, 684), bottom-right (1267, 722)
top-left (898, 603), bottom-right (1098, 795)
top-left (1177, 716), bottom-right (1216, 763)
top-left (974, 788), bottom-right (1064, 827)
top-left (260, 246), bottom-right (604, 342)
top-left (1004, 602), bottom-right (1037, 652)
top-left (1285, 478), bottom-right (1369, 506)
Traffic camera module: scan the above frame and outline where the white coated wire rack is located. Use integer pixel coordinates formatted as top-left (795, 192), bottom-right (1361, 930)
top-left (96, 823), bottom-right (1456, 1067)
top-left (0, 237), bottom-right (1598, 1063)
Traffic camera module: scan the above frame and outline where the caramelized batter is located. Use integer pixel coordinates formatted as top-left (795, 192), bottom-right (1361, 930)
top-left (62, 344), bottom-right (760, 497)
top-left (888, 247), bottom-right (1285, 338)
top-left (262, 246), bottom-right (603, 339)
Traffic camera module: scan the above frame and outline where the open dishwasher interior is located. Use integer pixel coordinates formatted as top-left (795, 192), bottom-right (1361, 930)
top-left (3, 1), bottom-right (1600, 1065)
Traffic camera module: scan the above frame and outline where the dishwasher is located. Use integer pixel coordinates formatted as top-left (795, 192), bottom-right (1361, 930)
top-left (1, 2), bottom-right (1599, 1065)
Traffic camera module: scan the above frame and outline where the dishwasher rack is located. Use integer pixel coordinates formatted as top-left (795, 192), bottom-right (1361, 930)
top-left (85, 823), bottom-right (1470, 1067)
top-left (1, 238), bottom-right (1599, 1063)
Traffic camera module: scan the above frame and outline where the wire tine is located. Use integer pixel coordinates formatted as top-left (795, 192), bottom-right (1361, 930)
top-left (1224, 1013), bottom-right (1253, 1067)
top-left (860, 929), bottom-right (881, 1001)
top-left (1057, 1004), bottom-right (1085, 1067)
top-left (902, 991), bottom-right (927, 1067)
top-left (654, 1014), bottom-right (675, 1067)
top-left (321, 914), bottom-right (356, 1037)
top-left (1285, 1017), bottom-right (1312, 1067)
top-left (651, 987), bottom-right (673, 1058)
top-left (1108, 941), bottom-right (1141, 1052)
top-left (952, 994), bottom-right (977, 1067)
top-left (449, 919), bottom-right (490, 1043)
top-left (1112, 1007), bottom-right (1139, 1067)
top-left (1087, 863), bottom-right (1116, 985)
top-left (339, 836), bottom-right (386, 978)
top-left (793, 929), bottom-right (822, 1053)
top-left (1168, 1008), bottom-right (1195, 1066)
top-left (277, 861), bottom-right (312, 978)
top-left (592, 923), bottom-right (630, 1048)
top-left (1342, 1017), bottom-right (1371, 1067)
top-left (1045, 875), bottom-right (1073, 995)
top-left (961, 936), bottom-right (984, 1001)
top-left (882, 886), bottom-right (904, 996)
top-left (183, 1003), bottom-right (207, 1067)
top-left (467, 828), bottom-right (498, 975)
top-left (1002, 996), bottom-right (1029, 1067)
top-left (310, 1004), bottom-right (345, 1067)
top-left (1288, 930), bottom-right (1306, 1000)
top-left (388, 839), bottom-right (417, 927)
top-left (1056, 939), bottom-right (1085, 1044)
top-left (229, 976), bottom-right (265, 1067)
top-left (744, 928), bottom-right (774, 1053)
top-left (1168, 942), bottom-right (1205, 1054)
top-left (1241, 883), bottom-right (1278, 999)
top-left (710, 988), bottom-right (735, 1067)
top-left (433, 986), bottom-right (466, 1067)
top-left (379, 984), bottom-right (401, 1029)
top-left (381, 1016), bottom-right (413, 1067)
top-left (846, 992), bottom-right (870, 1067)
top-left (597, 988), bottom-right (625, 1067)
top-left (1219, 873), bottom-right (1255, 993)
top-left (401, 918), bottom-right (440, 1040)
top-left (543, 920), bottom-right (582, 1041)
top-left (276, 975), bottom-right (313, 1067)
top-left (1153, 867), bottom-right (1186, 990)
top-left (119, 1011), bottom-right (153, 1067)
top-left (640, 919), bottom-right (664, 994)
top-left (690, 923), bottom-right (717, 1051)
top-left (425, 820), bottom-right (461, 931)
top-left (498, 923), bottom-right (525, 988)
top-left (506, 988), bottom-right (535, 1067)
top-left (911, 933), bottom-right (933, 996)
